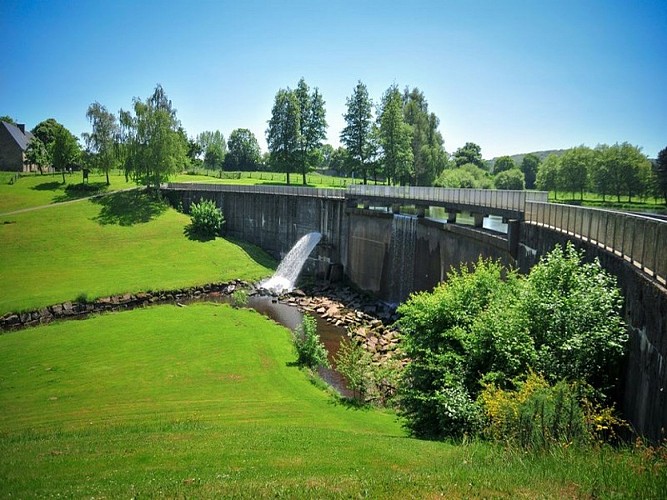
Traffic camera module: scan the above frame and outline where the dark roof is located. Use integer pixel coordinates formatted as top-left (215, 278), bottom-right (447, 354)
top-left (1, 121), bottom-right (34, 151)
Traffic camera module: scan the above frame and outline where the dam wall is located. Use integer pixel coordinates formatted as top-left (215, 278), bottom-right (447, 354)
top-left (163, 184), bottom-right (666, 440)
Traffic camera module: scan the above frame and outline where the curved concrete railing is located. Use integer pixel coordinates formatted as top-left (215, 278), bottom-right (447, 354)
top-left (346, 185), bottom-right (548, 217)
top-left (526, 201), bottom-right (667, 285)
top-left (165, 182), bottom-right (346, 199)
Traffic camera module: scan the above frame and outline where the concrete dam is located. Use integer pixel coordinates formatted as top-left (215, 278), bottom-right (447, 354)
top-left (163, 183), bottom-right (667, 441)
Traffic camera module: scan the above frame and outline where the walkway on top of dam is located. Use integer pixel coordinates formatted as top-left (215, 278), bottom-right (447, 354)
top-left (164, 182), bottom-right (667, 286)
top-left (165, 182), bottom-right (547, 220)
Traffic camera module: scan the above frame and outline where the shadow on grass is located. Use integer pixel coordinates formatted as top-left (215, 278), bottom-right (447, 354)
top-left (31, 181), bottom-right (62, 191)
top-left (226, 237), bottom-right (277, 271)
top-left (93, 190), bottom-right (167, 226)
top-left (53, 182), bottom-right (110, 203)
top-left (183, 224), bottom-right (216, 242)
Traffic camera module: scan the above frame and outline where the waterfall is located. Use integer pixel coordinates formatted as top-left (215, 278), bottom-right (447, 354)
top-left (261, 232), bottom-right (322, 294)
top-left (388, 215), bottom-right (417, 304)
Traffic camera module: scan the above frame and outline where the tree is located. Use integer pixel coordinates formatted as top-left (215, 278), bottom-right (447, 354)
top-left (617, 143), bottom-right (652, 202)
top-left (0, 115), bottom-right (16, 124)
top-left (329, 146), bottom-right (352, 176)
top-left (595, 142), bottom-right (652, 202)
top-left (434, 164), bottom-right (493, 189)
top-left (379, 85), bottom-right (413, 185)
top-left (521, 154), bottom-right (540, 189)
top-left (121, 84), bottom-right (188, 190)
top-left (84, 102), bottom-right (119, 185)
top-left (559, 146), bottom-right (594, 200)
top-left (453, 142), bottom-right (484, 169)
top-left (396, 259), bottom-right (511, 439)
top-left (186, 137), bottom-right (203, 168)
top-left (493, 156), bottom-right (516, 174)
top-left (536, 154), bottom-right (561, 198)
top-left (197, 131), bottom-right (226, 173)
top-left (494, 168), bottom-right (525, 190)
top-left (402, 87), bottom-right (447, 186)
top-left (266, 88), bottom-right (300, 185)
top-left (294, 78), bottom-right (327, 185)
top-left (655, 146), bottom-right (667, 204)
top-left (340, 81), bottom-right (374, 184)
top-left (51, 126), bottom-right (81, 183)
top-left (225, 128), bottom-right (261, 171)
top-left (591, 145), bottom-right (613, 202)
top-left (24, 137), bottom-right (49, 174)
top-left (32, 118), bottom-right (65, 151)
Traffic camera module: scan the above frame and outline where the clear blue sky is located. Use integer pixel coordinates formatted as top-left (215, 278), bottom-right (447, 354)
top-left (2, 0), bottom-right (666, 159)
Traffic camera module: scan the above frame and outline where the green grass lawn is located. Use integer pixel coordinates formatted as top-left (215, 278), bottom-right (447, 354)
top-left (1, 169), bottom-right (665, 498)
top-left (1, 303), bottom-right (663, 498)
top-left (0, 190), bottom-right (274, 314)
top-left (174, 170), bottom-right (383, 188)
top-left (0, 171), bottom-right (138, 214)
top-left (549, 190), bottom-right (666, 212)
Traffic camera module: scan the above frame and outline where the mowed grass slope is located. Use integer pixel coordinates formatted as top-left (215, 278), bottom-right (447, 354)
top-left (0, 191), bottom-right (274, 314)
top-left (1, 304), bottom-right (660, 498)
top-left (0, 172), bottom-right (135, 214)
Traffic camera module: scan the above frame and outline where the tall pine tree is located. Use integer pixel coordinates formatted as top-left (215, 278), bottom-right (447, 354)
top-left (340, 81), bottom-right (374, 184)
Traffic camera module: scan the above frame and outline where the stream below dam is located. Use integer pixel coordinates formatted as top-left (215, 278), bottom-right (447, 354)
top-left (189, 293), bottom-right (352, 397)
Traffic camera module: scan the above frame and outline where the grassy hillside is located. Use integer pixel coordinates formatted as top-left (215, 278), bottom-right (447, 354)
top-left (486, 149), bottom-right (567, 169)
top-left (1, 304), bottom-right (662, 498)
top-left (0, 190), bottom-right (274, 314)
top-left (0, 171), bottom-right (135, 214)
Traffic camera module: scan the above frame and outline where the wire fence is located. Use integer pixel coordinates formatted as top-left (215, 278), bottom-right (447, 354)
top-left (526, 201), bottom-right (667, 285)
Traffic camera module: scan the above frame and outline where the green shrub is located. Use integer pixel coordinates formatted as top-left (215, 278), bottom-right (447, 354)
top-left (292, 315), bottom-right (329, 369)
top-left (396, 243), bottom-right (627, 441)
top-left (494, 168), bottom-right (525, 190)
top-left (189, 198), bottom-right (224, 239)
top-left (335, 339), bottom-right (372, 400)
top-left (230, 289), bottom-right (248, 308)
top-left (522, 243), bottom-right (627, 393)
top-left (480, 372), bottom-right (626, 450)
top-left (336, 339), bottom-right (401, 405)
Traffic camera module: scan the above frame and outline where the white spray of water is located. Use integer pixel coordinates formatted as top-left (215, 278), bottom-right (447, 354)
top-left (261, 232), bottom-right (322, 294)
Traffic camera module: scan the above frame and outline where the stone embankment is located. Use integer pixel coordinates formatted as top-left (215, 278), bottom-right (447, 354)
top-left (0, 280), bottom-right (247, 332)
top-left (1, 281), bottom-right (406, 368)
top-left (270, 284), bottom-right (404, 365)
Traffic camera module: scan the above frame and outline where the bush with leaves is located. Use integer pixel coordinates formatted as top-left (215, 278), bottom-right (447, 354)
top-left (494, 168), bottom-right (525, 190)
top-left (521, 243), bottom-right (627, 394)
top-left (230, 289), bottom-right (248, 308)
top-left (396, 258), bottom-right (510, 439)
top-left (336, 339), bottom-right (402, 405)
top-left (336, 339), bottom-right (373, 400)
top-left (189, 198), bottom-right (224, 238)
top-left (293, 315), bottom-right (329, 369)
top-left (480, 372), bottom-right (626, 450)
top-left (396, 243), bottom-right (627, 441)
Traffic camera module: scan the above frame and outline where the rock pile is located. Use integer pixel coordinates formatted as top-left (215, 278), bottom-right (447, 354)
top-left (0, 280), bottom-right (247, 332)
top-left (271, 283), bottom-right (404, 365)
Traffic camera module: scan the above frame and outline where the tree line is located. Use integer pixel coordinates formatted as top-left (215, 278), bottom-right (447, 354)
top-left (20, 85), bottom-right (264, 188)
top-left (14, 81), bottom-right (667, 201)
top-left (536, 144), bottom-right (667, 203)
top-left (266, 79), bottom-right (447, 186)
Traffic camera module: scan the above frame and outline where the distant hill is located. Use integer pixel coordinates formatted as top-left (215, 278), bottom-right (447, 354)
top-left (485, 149), bottom-right (567, 169)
